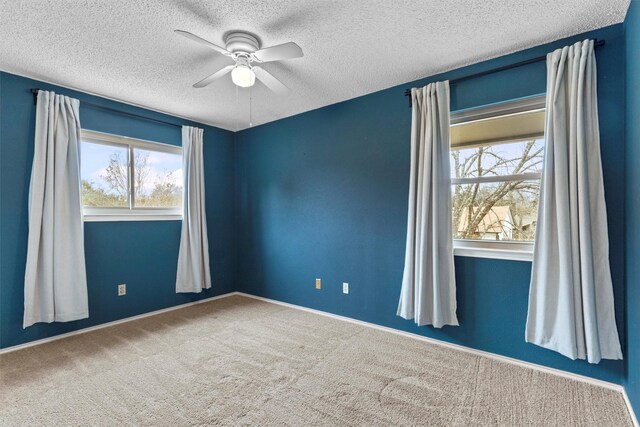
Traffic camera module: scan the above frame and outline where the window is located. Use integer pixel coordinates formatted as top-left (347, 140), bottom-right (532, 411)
top-left (450, 96), bottom-right (545, 260)
top-left (80, 130), bottom-right (183, 221)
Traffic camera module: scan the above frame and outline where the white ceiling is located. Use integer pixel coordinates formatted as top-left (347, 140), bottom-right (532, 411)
top-left (0, 0), bottom-right (630, 131)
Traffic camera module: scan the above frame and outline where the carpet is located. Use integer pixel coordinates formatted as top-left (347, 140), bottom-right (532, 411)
top-left (0, 295), bottom-right (633, 426)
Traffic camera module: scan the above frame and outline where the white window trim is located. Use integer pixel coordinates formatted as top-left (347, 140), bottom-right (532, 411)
top-left (81, 130), bottom-right (183, 222)
top-left (453, 239), bottom-right (534, 261)
top-left (450, 95), bottom-right (545, 262)
top-left (83, 213), bottom-right (182, 222)
top-left (451, 172), bottom-right (541, 185)
top-left (450, 95), bottom-right (546, 125)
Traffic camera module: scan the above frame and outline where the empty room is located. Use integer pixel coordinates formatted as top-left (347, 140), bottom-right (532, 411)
top-left (1, 0), bottom-right (639, 425)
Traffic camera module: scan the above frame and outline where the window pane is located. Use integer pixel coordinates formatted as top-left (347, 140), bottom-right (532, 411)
top-left (133, 148), bottom-right (182, 208)
top-left (451, 138), bottom-right (544, 179)
top-left (452, 180), bottom-right (540, 241)
top-left (81, 141), bottom-right (129, 207)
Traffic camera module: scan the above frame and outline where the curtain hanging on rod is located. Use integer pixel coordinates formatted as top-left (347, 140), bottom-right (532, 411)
top-left (397, 81), bottom-right (458, 328)
top-left (24, 90), bottom-right (89, 328)
top-left (525, 39), bottom-right (622, 363)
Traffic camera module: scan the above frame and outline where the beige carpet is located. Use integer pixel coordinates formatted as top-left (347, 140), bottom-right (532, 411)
top-left (0, 295), bottom-right (632, 426)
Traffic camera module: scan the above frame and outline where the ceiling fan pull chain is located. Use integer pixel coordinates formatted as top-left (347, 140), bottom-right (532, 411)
top-left (235, 84), bottom-right (239, 131)
top-left (249, 86), bottom-right (253, 127)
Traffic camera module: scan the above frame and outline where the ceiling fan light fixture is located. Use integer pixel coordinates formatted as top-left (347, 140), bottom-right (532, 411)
top-left (231, 65), bottom-right (255, 88)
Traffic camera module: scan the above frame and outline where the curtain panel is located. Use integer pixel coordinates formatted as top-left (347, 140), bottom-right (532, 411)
top-left (526, 40), bottom-right (622, 363)
top-left (397, 81), bottom-right (458, 328)
top-left (24, 90), bottom-right (88, 328)
top-left (176, 126), bottom-right (211, 293)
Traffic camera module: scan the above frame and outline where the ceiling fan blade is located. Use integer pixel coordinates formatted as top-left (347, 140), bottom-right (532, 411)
top-left (252, 67), bottom-right (291, 96)
top-left (252, 42), bottom-right (303, 62)
top-left (174, 30), bottom-right (232, 57)
top-left (193, 65), bottom-right (235, 88)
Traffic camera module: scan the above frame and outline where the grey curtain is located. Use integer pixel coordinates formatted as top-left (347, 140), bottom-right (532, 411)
top-left (526, 40), bottom-right (622, 363)
top-left (24, 90), bottom-right (88, 328)
top-left (397, 81), bottom-right (458, 328)
top-left (176, 126), bottom-right (211, 293)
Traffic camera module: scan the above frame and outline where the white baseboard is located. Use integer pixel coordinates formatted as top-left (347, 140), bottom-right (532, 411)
top-left (0, 291), bottom-right (239, 355)
top-left (623, 389), bottom-right (640, 427)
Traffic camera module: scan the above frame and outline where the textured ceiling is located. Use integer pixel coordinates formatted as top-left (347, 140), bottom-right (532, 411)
top-left (0, 0), bottom-right (631, 131)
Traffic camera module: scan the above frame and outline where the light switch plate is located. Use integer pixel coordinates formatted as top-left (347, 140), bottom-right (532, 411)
top-left (315, 278), bottom-right (321, 289)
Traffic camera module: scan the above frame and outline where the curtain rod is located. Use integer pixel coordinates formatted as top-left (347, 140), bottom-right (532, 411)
top-left (30, 88), bottom-right (182, 128)
top-left (403, 39), bottom-right (605, 107)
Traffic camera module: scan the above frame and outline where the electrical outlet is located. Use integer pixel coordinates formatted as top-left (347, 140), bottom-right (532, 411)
top-left (118, 284), bottom-right (126, 296)
top-left (343, 282), bottom-right (349, 294)
top-left (315, 278), bottom-right (322, 290)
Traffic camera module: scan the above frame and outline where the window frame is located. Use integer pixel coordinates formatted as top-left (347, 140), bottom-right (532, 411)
top-left (80, 129), bottom-right (183, 222)
top-left (450, 95), bottom-right (546, 261)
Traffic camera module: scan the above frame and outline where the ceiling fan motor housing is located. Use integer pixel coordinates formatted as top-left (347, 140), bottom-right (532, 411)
top-left (225, 32), bottom-right (260, 54)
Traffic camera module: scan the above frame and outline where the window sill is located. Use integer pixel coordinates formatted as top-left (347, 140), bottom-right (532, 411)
top-left (454, 246), bottom-right (532, 261)
top-left (83, 214), bottom-right (182, 222)
top-left (453, 240), bottom-right (533, 261)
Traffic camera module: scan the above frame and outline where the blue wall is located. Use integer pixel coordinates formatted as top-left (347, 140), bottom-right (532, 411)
top-left (235, 25), bottom-right (626, 384)
top-left (0, 72), bottom-right (237, 349)
top-left (624, 0), bottom-right (640, 416)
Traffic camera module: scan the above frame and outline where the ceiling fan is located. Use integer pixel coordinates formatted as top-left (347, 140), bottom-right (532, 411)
top-left (175, 30), bottom-right (303, 95)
